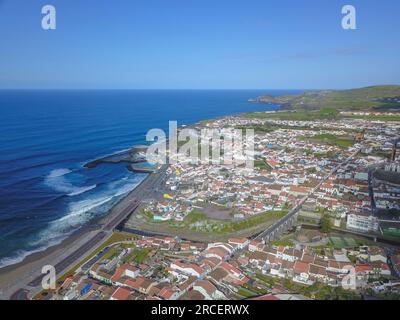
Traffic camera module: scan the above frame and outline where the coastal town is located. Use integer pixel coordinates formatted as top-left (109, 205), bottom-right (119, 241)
top-left (1, 1), bottom-right (400, 313)
top-left (127, 110), bottom-right (400, 240)
top-left (44, 234), bottom-right (400, 300)
top-left (37, 109), bottom-right (400, 300)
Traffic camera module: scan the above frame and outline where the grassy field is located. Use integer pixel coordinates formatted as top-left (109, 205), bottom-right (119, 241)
top-left (220, 210), bottom-right (288, 233)
top-left (254, 159), bottom-right (272, 170)
top-left (184, 210), bottom-right (209, 223)
top-left (255, 272), bottom-right (277, 287)
top-left (245, 108), bottom-right (341, 121)
top-left (169, 209), bottom-right (288, 235)
top-left (270, 234), bottom-right (295, 247)
top-left (245, 109), bottom-right (400, 124)
top-left (247, 273), bottom-right (362, 300)
top-left (383, 228), bottom-right (400, 238)
top-left (100, 247), bottom-right (120, 261)
top-left (128, 248), bottom-right (151, 264)
top-left (282, 278), bottom-right (362, 300)
top-left (302, 133), bottom-right (354, 148)
top-left (344, 115), bottom-right (400, 121)
top-left (141, 209), bottom-right (154, 220)
top-left (329, 236), bottom-right (359, 249)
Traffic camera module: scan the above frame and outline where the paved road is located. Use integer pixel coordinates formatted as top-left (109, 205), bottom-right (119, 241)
top-left (104, 200), bottom-right (139, 231)
top-left (26, 200), bottom-right (141, 289)
top-left (27, 231), bottom-right (109, 288)
top-left (8, 165), bottom-right (168, 300)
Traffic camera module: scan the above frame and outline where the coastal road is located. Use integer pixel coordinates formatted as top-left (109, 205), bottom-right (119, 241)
top-left (6, 165), bottom-right (168, 299)
top-left (27, 231), bottom-right (109, 287)
top-left (24, 199), bottom-right (143, 293)
top-left (104, 200), bottom-right (139, 231)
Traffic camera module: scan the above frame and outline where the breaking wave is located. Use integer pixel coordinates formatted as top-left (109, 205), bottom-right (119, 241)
top-left (0, 238), bottom-right (65, 269)
top-left (45, 168), bottom-right (97, 197)
top-left (25, 175), bottom-right (144, 256)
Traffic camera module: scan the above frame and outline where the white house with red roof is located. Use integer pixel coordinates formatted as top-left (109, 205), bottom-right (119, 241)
top-left (170, 260), bottom-right (208, 278)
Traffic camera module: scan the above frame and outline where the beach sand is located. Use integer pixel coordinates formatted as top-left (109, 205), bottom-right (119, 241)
top-left (0, 226), bottom-right (101, 299)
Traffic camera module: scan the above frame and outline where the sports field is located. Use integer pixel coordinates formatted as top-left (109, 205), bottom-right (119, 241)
top-left (329, 236), bottom-right (358, 248)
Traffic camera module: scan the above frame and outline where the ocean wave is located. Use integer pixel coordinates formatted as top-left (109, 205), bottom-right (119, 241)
top-left (57, 195), bottom-right (115, 224)
top-left (29, 176), bottom-right (144, 248)
top-left (47, 168), bottom-right (72, 178)
top-left (0, 172), bottom-right (145, 269)
top-left (45, 168), bottom-right (97, 197)
top-left (0, 237), bottom-right (66, 269)
top-left (67, 184), bottom-right (97, 197)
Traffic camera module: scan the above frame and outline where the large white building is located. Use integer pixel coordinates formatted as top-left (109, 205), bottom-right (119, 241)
top-left (346, 213), bottom-right (379, 233)
top-left (385, 162), bottom-right (400, 173)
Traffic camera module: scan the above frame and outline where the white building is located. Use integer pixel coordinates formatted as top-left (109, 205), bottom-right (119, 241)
top-left (170, 261), bottom-right (207, 278)
top-left (385, 162), bottom-right (400, 173)
top-left (346, 213), bottom-right (379, 233)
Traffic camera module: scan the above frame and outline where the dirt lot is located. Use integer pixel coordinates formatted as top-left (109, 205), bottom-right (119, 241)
top-left (199, 204), bottom-right (233, 221)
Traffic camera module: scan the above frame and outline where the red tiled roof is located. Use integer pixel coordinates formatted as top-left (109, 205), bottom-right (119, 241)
top-left (194, 280), bottom-right (217, 295)
top-left (220, 262), bottom-right (242, 276)
top-left (355, 264), bottom-right (373, 273)
top-left (125, 276), bottom-right (146, 290)
top-left (294, 261), bottom-right (310, 274)
top-left (111, 267), bottom-right (125, 282)
top-left (111, 287), bottom-right (131, 300)
top-left (289, 186), bottom-right (311, 193)
top-left (158, 287), bottom-right (176, 300)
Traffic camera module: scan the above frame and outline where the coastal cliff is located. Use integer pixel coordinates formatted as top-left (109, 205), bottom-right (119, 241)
top-left (250, 85), bottom-right (400, 111)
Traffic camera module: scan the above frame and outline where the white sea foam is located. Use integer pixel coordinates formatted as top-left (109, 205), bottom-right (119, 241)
top-left (67, 184), bottom-right (97, 196)
top-left (0, 173), bottom-right (145, 269)
top-left (45, 168), bottom-right (97, 197)
top-left (47, 168), bottom-right (72, 178)
top-left (0, 236), bottom-right (66, 269)
top-left (30, 176), bottom-right (144, 247)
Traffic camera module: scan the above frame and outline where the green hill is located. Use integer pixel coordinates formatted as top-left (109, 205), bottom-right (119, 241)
top-left (254, 85), bottom-right (400, 111)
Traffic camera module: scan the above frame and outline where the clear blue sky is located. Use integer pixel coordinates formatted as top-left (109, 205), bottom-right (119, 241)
top-left (0, 0), bottom-right (399, 89)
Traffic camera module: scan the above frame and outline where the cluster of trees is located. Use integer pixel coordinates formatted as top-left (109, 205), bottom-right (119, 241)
top-left (321, 214), bottom-right (332, 233)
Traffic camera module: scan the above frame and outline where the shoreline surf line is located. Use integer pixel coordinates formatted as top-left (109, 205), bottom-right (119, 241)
top-left (0, 170), bottom-right (151, 274)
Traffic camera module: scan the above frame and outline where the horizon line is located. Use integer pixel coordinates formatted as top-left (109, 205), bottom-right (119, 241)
top-left (0, 84), bottom-right (398, 91)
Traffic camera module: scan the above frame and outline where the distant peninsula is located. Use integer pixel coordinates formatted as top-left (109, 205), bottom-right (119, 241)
top-left (250, 85), bottom-right (400, 112)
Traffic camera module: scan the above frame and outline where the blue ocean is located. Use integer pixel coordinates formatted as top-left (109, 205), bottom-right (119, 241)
top-left (0, 90), bottom-right (295, 268)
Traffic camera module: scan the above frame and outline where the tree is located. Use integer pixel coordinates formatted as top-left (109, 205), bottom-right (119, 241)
top-left (321, 215), bottom-right (332, 233)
